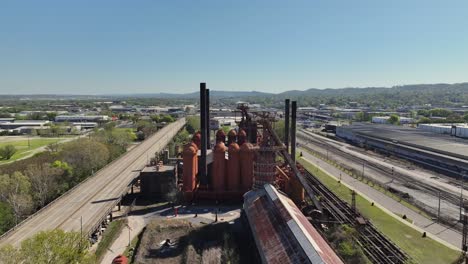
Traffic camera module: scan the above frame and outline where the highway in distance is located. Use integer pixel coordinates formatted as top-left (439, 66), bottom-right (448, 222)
top-left (0, 118), bottom-right (186, 247)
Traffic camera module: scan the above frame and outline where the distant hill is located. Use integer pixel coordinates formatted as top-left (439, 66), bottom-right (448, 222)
top-left (114, 90), bottom-right (274, 99)
top-left (2, 82), bottom-right (468, 108)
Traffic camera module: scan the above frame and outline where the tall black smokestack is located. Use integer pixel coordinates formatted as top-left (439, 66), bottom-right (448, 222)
top-left (284, 99), bottom-right (290, 153)
top-left (200, 83), bottom-right (207, 179)
top-left (206, 89), bottom-right (210, 149)
top-left (291, 101), bottom-right (297, 162)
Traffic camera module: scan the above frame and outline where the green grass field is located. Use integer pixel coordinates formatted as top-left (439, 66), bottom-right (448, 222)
top-left (0, 138), bottom-right (60, 164)
top-left (298, 158), bottom-right (462, 264)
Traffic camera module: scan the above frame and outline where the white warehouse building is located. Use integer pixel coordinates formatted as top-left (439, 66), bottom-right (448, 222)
top-left (371, 116), bottom-right (414, 124)
top-left (55, 115), bottom-right (109, 122)
top-left (418, 123), bottom-right (468, 138)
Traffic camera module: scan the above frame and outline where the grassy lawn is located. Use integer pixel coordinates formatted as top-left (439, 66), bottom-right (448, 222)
top-left (298, 158), bottom-right (462, 264)
top-left (0, 138), bottom-right (60, 163)
top-left (115, 127), bottom-right (135, 133)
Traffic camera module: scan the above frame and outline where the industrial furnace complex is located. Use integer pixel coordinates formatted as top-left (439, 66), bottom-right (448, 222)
top-left (180, 83), bottom-right (343, 263)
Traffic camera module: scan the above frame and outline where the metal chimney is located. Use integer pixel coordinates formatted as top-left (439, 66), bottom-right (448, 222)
top-left (284, 99), bottom-right (290, 153)
top-left (206, 89), bottom-right (211, 149)
top-left (291, 101), bottom-right (297, 162)
top-left (200, 83), bottom-right (207, 179)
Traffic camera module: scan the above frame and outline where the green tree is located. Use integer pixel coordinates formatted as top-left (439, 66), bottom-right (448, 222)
top-left (0, 172), bottom-right (33, 224)
top-left (150, 114), bottom-right (161, 123)
top-left (136, 120), bottom-right (157, 138)
top-left (354, 112), bottom-right (365, 121)
top-left (25, 163), bottom-right (63, 208)
top-left (46, 112), bottom-right (57, 121)
top-left (161, 114), bottom-right (175, 123)
top-left (221, 125), bottom-right (231, 135)
top-left (274, 120), bottom-right (285, 142)
top-left (464, 114), bottom-right (468, 122)
top-left (60, 139), bottom-right (110, 180)
top-left (387, 114), bottom-right (400, 125)
top-left (418, 117), bottom-right (432, 124)
top-left (0, 202), bottom-right (15, 234)
top-left (0, 230), bottom-right (93, 264)
top-left (186, 116), bottom-right (200, 134)
top-left (0, 145), bottom-right (17, 160)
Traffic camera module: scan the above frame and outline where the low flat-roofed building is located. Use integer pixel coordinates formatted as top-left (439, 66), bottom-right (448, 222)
top-left (371, 116), bottom-right (413, 124)
top-left (139, 165), bottom-right (177, 199)
top-left (0, 120), bottom-right (50, 130)
top-left (72, 122), bottom-right (98, 129)
top-left (55, 115), bottom-right (109, 122)
top-left (0, 118), bottom-right (14, 123)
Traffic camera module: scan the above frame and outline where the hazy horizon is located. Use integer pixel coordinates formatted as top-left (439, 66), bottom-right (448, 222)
top-left (0, 81), bottom-right (466, 96)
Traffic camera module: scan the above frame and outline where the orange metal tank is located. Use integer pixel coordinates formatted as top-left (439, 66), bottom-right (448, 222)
top-left (240, 142), bottom-right (254, 192)
top-left (238, 129), bottom-right (247, 146)
top-left (227, 142), bottom-right (240, 191)
top-left (183, 142), bottom-right (198, 192)
top-left (213, 141), bottom-right (227, 191)
top-left (215, 129), bottom-right (226, 143)
top-left (227, 129), bottom-right (237, 145)
top-left (193, 131), bottom-right (202, 149)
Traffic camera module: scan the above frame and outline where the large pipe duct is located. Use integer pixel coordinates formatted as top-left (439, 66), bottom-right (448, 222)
top-left (291, 101), bottom-right (297, 162)
top-left (284, 99), bottom-right (290, 153)
top-left (200, 83), bottom-right (207, 180)
top-left (206, 89), bottom-right (210, 149)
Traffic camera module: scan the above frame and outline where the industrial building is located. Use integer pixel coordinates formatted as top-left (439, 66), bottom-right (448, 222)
top-left (139, 163), bottom-right (177, 199)
top-left (0, 120), bottom-right (50, 130)
top-left (55, 115), bottom-right (109, 122)
top-left (418, 123), bottom-right (468, 139)
top-left (336, 123), bottom-right (468, 177)
top-left (178, 84), bottom-right (347, 263)
top-left (371, 116), bottom-right (414, 124)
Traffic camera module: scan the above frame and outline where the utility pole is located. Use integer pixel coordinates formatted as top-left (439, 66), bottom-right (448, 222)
top-left (463, 202), bottom-right (468, 252)
top-left (80, 216), bottom-right (83, 249)
top-left (362, 162), bottom-right (365, 178)
top-left (438, 191), bottom-right (441, 222)
top-left (461, 171), bottom-right (465, 221)
top-left (351, 190), bottom-right (356, 213)
top-left (128, 225), bottom-right (131, 246)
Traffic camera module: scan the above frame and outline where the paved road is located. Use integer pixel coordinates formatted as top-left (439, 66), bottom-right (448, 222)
top-left (0, 118), bottom-right (186, 247)
top-left (299, 149), bottom-right (462, 251)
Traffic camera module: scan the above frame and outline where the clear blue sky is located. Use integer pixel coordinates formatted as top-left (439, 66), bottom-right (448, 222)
top-left (1, 0), bottom-right (467, 94)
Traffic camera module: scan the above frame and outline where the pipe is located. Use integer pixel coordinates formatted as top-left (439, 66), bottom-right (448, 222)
top-left (206, 89), bottom-right (211, 149)
top-left (200, 83), bottom-right (207, 180)
top-left (291, 101), bottom-right (297, 162)
top-left (285, 99), bottom-right (290, 153)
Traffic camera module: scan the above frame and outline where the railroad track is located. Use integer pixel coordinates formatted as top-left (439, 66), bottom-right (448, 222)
top-left (298, 131), bottom-right (461, 207)
top-left (303, 169), bottom-right (410, 264)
